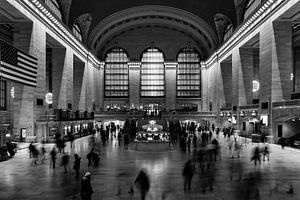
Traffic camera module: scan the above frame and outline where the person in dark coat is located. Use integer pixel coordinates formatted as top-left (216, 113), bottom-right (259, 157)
top-left (134, 169), bottom-right (150, 200)
top-left (87, 148), bottom-right (94, 167)
top-left (73, 154), bottom-right (81, 178)
top-left (193, 134), bottom-right (197, 148)
top-left (50, 147), bottom-right (57, 169)
top-left (182, 159), bottom-right (195, 192)
top-left (187, 136), bottom-right (191, 152)
top-left (61, 152), bottom-right (69, 173)
top-left (81, 172), bottom-right (93, 200)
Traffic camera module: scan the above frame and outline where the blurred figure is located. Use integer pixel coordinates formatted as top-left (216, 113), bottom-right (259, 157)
top-left (92, 152), bottom-right (100, 166)
top-left (134, 169), bottom-right (150, 200)
top-left (251, 146), bottom-right (261, 166)
top-left (235, 172), bottom-right (261, 200)
top-left (280, 138), bottom-right (286, 149)
top-left (73, 154), bottom-right (81, 178)
top-left (50, 147), bottom-right (57, 169)
top-left (182, 159), bottom-right (195, 192)
top-left (263, 144), bottom-right (270, 161)
top-left (40, 143), bottom-right (46, 162)
top-left (28, 141), bottom-right (35, 158)
top-left (193, 134), bottom-right (197, 148)
top-left (231, 141), bottom-right (241, 158)
top-left (87, 148), bottom-right (94, 167)
top-left (211, 138), bottom-right (221, 161)
top-left (68, 132), bottom-right (74, 148)
top-left (187, 136), bottom-right (191, 152)
top-left (80, 172), bottom-right (93, 200)
top-left (57, 139), bottom-right (65, 154)
top-left (61, 152), bottom-right (70, 173)
top-left (31, 144), bottom-right (39, 165)
top-left (124, 134), bottom-right (129, 150)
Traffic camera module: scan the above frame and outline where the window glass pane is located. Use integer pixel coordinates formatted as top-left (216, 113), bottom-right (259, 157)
top-left (104, 48), bottom-right (129, 97)
top-left (141, 48), bottom-right (165, 97)
top-left (72, 23), bottom-right (83, 41)
top-left (45, 0), bottom-right (62, 19)
top-left (177, 47), bottom-right (201, 97)
top-left (0, 80), bottom-right (7, 110)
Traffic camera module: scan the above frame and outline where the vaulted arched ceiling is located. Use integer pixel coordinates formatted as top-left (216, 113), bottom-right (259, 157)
top-left (68, 0), bottom-right (238, 60)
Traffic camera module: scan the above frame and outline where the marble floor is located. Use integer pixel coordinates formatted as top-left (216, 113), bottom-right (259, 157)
top-left (1, 134), bottom-right (300, 200)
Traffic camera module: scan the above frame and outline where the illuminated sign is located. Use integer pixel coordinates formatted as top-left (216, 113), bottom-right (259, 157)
top-left (45, 93), bottom-right (53, 104)
top-left (252, 80), bottom-right (260, 92)
top-left (10, 87), bottom-right (15, 98)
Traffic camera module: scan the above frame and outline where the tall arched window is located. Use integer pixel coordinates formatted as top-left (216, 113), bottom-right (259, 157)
top-left (177, 47), bottom-right (201, 97)
top-left (45, 0), bottom-right (62, 20)
top-left (104, 48), bottom-right (129, 97)
top-left (72, 23), bottom-right (83, 41)
top-left (141, 48), bottom-right (165, 97)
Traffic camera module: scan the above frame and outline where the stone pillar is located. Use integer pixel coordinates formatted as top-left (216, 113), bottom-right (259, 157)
top-left (98, 64), bottom-right (104, 110)
top-left (240, 47), bottom-right (255, 105)
top-left (12, 22), bottom-right (36, 140)
top-left (73, 56), bottom-right (85, 110)
top-left (52, 48), bottom-right (66, 109)
top-left (128, 62), bottom-right (141, 108)
top-left (165, 62), bottom-right (177, 111)
top-left (201, 64), bottom-right (209, 111)
top-left (220, 61), bottom-right (232, 108)
top-left (259, 22), bottom-right (273, 102)
top-left (272, 20), bottom-right (293, 101)
top-left (259, 20), bottom-right (293, 102)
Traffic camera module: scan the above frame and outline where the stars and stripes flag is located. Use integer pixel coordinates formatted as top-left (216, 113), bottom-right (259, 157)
top-left (0, 40), bottom-right (37, 87)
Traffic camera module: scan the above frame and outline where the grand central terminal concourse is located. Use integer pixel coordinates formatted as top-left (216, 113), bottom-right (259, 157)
top-left (1, 0), bottom-right (300, 199)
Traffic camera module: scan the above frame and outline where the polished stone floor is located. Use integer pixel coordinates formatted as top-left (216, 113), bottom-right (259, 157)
top-left (1, 133), bottom-right (300, 200)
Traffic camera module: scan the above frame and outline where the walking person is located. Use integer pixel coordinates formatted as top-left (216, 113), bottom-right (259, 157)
top-left (193, 134), bottom-right (197, 148)
top-left (28, 141), bottom-right (35, 158)
top-left (80, 172), bottom-right (93, 200)
top-left (73, 154), bottom-right (81, 178)
top-left (61, 152), bottom-right (70, 173)
top-left (182, 159), bottom-right (195, 193)
top-left (187, 136), bottom-right (191, 152)
top-left (134, 169), bottom-right (150, 200)
top-left (87, 148), bottom-right (95, 167)
top-left (50, 147), bottom-right (57, 169)
top-left (251, 146), bottom-right (261, 166)
top-left (263, 144), bottom-right (270, 161)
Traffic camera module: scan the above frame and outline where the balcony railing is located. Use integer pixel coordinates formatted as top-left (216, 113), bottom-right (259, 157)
top-left (239, 104), bottom-right (259, 110)
top-left (37, 109), bottom-right (94, 122)
top-left (272, 99), bottom-right (300, 108)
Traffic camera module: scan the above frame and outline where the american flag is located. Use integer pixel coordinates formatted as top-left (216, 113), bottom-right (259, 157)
top-left (0, 40), bottom-right (37, 87)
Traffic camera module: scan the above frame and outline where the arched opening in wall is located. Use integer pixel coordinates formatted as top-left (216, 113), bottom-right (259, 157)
top-left (104, 48), bottom-right (129, 97)
top-left (72, 23), bottom-right (83, 42)
top-left (141, 48), bottom-right (165, 97)
top-left (176, 46), bottom-right (201, 98)
top-left (45, 0), bottom-right (63, 20)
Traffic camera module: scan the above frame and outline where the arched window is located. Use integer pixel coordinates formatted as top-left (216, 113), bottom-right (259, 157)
top-left (72, 23), bottom-right (83, 41)
top-left (223, 24), bottom-right (233, 41)
top-left (141, 48), bottom-right (165, 97)
top-left (177, 47), bottom-right (201, 97)
top-left (45, 0), bottom-right (62, 20)
top-left (104, 48), bottom-right (129, 97)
